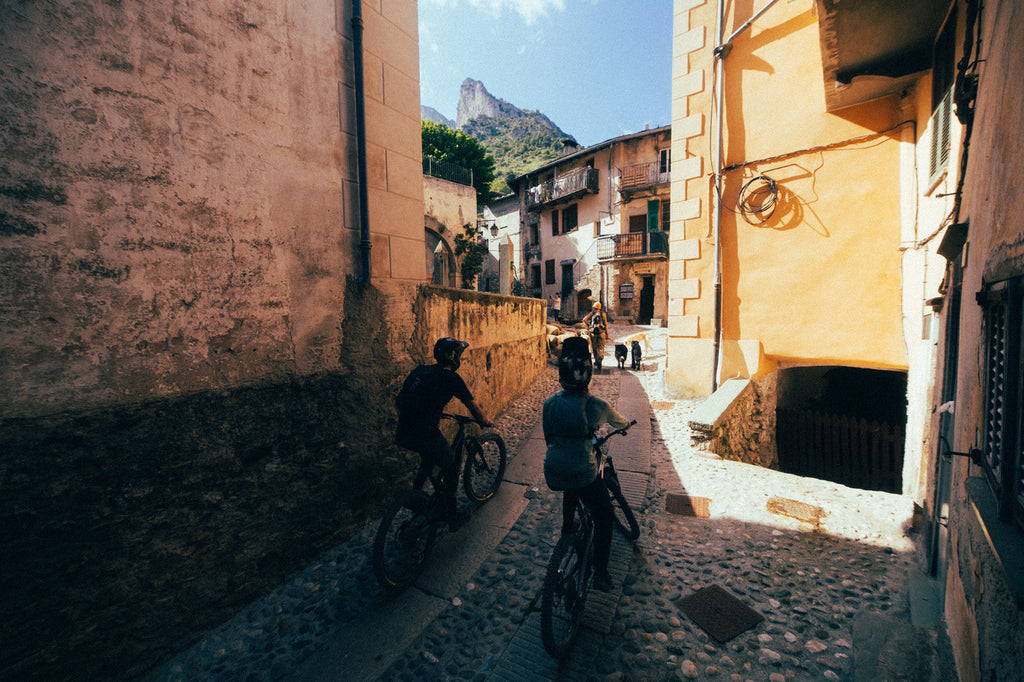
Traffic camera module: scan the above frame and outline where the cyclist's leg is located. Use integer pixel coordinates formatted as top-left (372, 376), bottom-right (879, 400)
top-left (560, 490), bottom-right (580, 536)
top-left (426, 429), bottom-right (459, 518)
top-left (577, 477), bottom-right (614, 575)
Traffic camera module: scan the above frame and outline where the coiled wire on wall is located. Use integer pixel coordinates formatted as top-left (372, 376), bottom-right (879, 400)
top-left (736, 174), bottom-right (778, 224)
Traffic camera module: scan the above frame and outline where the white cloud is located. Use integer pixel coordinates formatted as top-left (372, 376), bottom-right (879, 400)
top-left (425, 0), bottom-right (566, 25)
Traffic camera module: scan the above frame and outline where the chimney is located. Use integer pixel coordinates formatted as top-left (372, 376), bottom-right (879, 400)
top-left (562, 138), bottom-right (579, 156)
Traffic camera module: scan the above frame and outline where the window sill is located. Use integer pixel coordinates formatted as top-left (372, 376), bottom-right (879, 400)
top-left (966, 477), bottom-right (1024, 610)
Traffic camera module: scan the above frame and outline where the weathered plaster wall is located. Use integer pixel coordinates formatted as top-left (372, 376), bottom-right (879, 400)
top-left (941, 1), bottom-right (1024, 680)
top-left (0, 1), bottom-right (547, 679)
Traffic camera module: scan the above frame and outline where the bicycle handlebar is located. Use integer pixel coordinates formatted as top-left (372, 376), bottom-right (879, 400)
top-left (592, 419), bottom-right (637, 448)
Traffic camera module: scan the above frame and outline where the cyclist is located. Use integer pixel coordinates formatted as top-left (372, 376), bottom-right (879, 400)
top-left (542, 336), bottom-right (630, 591)
top-left (395, 337), bottom-right (494, 530)
top-left (582, 302), bottom-right (608, 370)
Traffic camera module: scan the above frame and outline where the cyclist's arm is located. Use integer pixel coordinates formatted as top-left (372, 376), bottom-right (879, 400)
top-left (463, 397), bottom-right (494, 428)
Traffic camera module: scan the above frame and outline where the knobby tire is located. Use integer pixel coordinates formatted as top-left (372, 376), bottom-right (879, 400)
top-left (372, 490), bottom-right (435, 591)
top-left (462, 432), bottom-right (507, 503)
top-left (540, 532), bottom-right (588, 658)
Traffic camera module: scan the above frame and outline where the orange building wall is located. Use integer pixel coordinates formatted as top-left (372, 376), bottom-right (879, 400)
top-left (669, 0), bottom-right (907, 396)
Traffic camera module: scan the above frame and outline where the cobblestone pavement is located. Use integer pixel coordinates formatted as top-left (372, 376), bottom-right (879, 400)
top-left (144, 325), bottom-right (954, 682)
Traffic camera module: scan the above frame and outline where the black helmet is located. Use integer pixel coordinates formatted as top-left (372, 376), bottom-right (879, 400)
top-left (558, 336), bottom-right (592, 391)
top-left (434, 337), bottom-right (469, 369)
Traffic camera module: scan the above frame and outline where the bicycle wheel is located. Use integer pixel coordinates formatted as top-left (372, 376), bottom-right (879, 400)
top-left (462, 433), bottom-right (507, 503)
top-left (605, 469), bottom-right (640, 540)
top-left (372, 490), bottom-right (435, 591)
top-left (540, 533), bottom-right (587, 658)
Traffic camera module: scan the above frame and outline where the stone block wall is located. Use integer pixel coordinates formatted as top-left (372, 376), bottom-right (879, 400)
top-left (0, 282), bottom-right (545, 680)
top-left (707, 373), bottom-right (778, 469)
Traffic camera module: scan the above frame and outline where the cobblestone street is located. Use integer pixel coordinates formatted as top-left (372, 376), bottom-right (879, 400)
top-left (145, 325), bottom-right (954, 682)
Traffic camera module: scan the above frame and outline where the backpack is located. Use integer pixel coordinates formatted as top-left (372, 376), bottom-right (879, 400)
top-left (396, 366), bottom-right (436, 414)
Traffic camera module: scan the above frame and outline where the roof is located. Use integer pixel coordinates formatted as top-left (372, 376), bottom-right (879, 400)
top-left (510, 125), bottom-right (671, 186)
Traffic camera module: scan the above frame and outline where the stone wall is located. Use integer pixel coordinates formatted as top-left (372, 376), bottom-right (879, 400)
top-left (0, 283), bottom-right (545, 680)
top-left (706, 373), bottom-right (778, 469)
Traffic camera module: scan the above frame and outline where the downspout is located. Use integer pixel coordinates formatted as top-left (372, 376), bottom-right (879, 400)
top-left (352, 0), bottom-right (372, 284)
top-left (710, 0), bottom-right (726, 392)
top-left (710, 0), bottom-right (782, 392)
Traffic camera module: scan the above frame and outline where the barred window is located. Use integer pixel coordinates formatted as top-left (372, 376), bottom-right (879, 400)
top-left (979, 276), bottom-right (1024, 529)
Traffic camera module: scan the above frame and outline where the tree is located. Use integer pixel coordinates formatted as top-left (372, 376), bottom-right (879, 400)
top-left (422, 120), bottom-right (497, 204)
top-left (453, 222), bottom-right (489, 290)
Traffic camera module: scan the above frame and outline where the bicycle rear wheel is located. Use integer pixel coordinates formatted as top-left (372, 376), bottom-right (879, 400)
top-left (372, 490), bottom-right (435, 591)
top-left (540, 533), bottom-right (587, 658)
top-left (605, 468), bottom-right (640, 540)
top-left (462, 433), bottom-right (507, 503)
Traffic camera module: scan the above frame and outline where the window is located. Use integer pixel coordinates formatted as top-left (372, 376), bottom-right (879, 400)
top-left (659, 148), bottom-right (671, 175)
top-left (551, 210), bottom-right (559, 236)
top-left (929, 11), bottom-right (956, 185)
top-left (979, 276), bottom-right (1024, 529)
top-left (545, 259), bottom-right (555, 285)
top-left (562, 204), bottom-right (578, 233)
top-left (661, 199), bottom-right (670, 232)
top-left (530, 263), bottom-right (541, 288)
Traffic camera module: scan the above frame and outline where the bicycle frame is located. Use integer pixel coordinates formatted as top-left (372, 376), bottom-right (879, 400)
top-left (412, 413), bottom-right (471, 492)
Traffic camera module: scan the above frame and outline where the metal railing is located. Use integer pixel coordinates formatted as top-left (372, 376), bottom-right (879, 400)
top-left (597, 232), bottom-right (669, 260)
top-left (423, 156), bottom-right (473, 187)
top-left (526, 167), bottom-right (599, 208)
top-left (618, 162), bottom-right (669, 192)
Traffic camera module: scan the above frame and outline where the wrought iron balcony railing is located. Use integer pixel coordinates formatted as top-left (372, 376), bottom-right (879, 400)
top-left (526, 167), bottom-right (599, 208)
top-left (618, 162), bottom-right (669, 193)
top-left (597, 231), bottom-right (669, 260)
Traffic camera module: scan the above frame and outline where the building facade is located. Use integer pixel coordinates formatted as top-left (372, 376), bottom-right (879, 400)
top-left (509, 128), bottom-right (672, 323)
top-left (0, 1), bottom-right (546, 678)
top-left (670, 0), bottom-right (1024, 679)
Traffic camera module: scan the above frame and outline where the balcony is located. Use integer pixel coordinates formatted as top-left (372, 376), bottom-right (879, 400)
top-left (618, 162), bottom-right (669, 196)
top-left (526, 167), bottom-right (599, 208)
top-left (597, 231), bottom-right (669, 261)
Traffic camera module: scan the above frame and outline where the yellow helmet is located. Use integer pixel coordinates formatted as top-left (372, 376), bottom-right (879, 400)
top-left (593, 303), bottom-right (602, 310)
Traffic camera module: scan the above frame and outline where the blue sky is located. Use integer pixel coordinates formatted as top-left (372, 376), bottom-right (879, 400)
top-left (418, 0), bottom-right (673, 148)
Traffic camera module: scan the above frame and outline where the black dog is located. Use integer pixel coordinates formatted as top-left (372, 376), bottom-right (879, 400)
top-left (614, 343), bottom-right (628, 369)
top-left (630, 340), bottom-right (642, 370)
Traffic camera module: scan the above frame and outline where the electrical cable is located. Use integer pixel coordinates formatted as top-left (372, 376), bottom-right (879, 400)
top-left (736, 175), bottom-right (778, 224)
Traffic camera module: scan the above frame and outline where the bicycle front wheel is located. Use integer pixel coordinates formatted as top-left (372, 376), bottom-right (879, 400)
top-left (605, 469), bottom-right (640, 540)
top-left (462, 433), bottom-right (507, 503)
top-left (372, 490), bottom-right (435, 591)
top-left (540, 533), bottom-right (587, 658)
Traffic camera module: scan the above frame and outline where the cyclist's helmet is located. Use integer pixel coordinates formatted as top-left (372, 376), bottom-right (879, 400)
top-left (558, 336), bottom-right (592, 391)
top-left (434, 337), bottom-right (469, 370)
top-left (593, 302), bottom-right (602, 311)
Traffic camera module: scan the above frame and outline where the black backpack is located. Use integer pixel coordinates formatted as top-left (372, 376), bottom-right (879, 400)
top-left (396, 365), bottom-right (437, 413)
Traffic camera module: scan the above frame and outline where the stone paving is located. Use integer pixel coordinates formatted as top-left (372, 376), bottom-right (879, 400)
top-left (144, 325), bottom-right (954, 682)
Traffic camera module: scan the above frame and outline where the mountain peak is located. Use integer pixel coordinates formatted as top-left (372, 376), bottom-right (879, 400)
top-left (456, 78), bottom-right (525, 129)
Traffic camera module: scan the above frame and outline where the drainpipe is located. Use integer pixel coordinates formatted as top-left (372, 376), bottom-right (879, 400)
top-left (352, 0), bottom-right (371, 284)
top-left (710, 0), bottom-right (782, 392)
top-left (710, 0), bottom-right (726, 392)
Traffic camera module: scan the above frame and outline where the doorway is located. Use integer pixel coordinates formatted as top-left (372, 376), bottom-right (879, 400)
top-left (638, 276), bottom-right (655, 324)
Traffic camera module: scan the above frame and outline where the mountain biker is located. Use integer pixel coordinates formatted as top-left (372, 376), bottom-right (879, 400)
top-left (395, 337), bottom-right (494, 530)
top-left (582, 302), bottom-right (608, 370)
top-left (542, 335), bottom-right (630, 591)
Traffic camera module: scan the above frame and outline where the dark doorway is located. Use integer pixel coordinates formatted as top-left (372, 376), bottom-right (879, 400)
top-left (776, 366), bottom-right (907, 493)
top-left (638, 276), bottom-right (655, 324)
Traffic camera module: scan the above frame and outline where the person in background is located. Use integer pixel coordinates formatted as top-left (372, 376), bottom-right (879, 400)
top-left (582, 302), bottom-right (608, 370)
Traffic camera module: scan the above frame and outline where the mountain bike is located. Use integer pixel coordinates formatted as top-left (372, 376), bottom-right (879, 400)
top-left (372, 413), bottom-right (507, 591)
top-left (540, 420), bottom-right (639, 657)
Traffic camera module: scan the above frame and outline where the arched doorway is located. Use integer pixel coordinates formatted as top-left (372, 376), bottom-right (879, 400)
top-left (425, 218), bottom-right (455, 288)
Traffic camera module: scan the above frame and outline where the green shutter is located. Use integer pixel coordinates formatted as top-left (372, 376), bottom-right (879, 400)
top-left (647, 200), bottom-right (659, 232)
